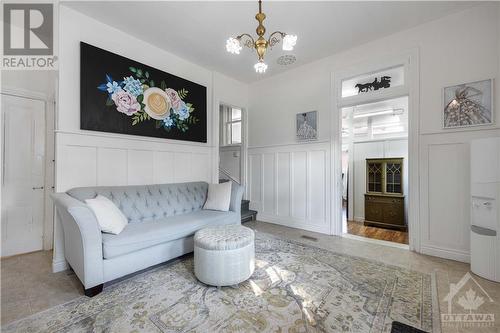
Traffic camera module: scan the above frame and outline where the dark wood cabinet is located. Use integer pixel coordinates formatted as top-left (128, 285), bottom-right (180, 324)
top-left (364, 158), bottom-right (406, 230)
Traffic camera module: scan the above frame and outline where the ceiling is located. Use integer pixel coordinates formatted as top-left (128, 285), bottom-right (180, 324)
top-left (65, 1), bottom-right (476, 83)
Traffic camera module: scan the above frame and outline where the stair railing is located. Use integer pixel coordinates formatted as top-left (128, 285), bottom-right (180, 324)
top-left (219, 166), bottom-right (241, 185)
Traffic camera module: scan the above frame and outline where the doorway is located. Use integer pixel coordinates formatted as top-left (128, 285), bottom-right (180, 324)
top-left (341, 96), bottom-right (409, 245)
top-left (332, 52), bottom-right (419, 250)
top-left (219, 104), bottom-right (243, 184)
top-left (1, 93), bottom-right (46, 257)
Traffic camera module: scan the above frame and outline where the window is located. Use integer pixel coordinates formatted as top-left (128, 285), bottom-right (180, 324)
top-left (341, 65), bottom-right (405, 98)
top-left (220, 105), bottom-right (242, 145)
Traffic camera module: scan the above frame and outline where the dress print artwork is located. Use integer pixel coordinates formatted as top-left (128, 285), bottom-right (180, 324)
top-left (80, 42), bottom-right (207, 142)
top-left (296, 111), bottom-right (318, 141)
top-left (443, 79), bottom-right (493, 128)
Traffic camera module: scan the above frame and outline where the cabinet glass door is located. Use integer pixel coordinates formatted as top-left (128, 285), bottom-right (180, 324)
top-left (386, 162), bottom-right (402, 194)
top-left (367, 162), bottom-right (383, 192)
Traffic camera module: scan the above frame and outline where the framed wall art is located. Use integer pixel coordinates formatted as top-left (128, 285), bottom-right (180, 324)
top-left (80, 42), bottom-right (207, 142)
top-left (296, 111), bottom-right (318, 141)
top-left (443, 79), bottom-right (493, 129)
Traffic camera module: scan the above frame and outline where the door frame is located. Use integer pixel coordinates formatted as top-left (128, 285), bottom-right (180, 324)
top-left (330, 49), bottom-right (420, 252)
top-left (1, 86), bottom-right (51, 254)
top-left (215, 101), bottom-right (248, 191)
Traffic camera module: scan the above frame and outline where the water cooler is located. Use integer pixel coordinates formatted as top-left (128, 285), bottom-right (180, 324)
top-left (470, 137), bottom-right (500, 282)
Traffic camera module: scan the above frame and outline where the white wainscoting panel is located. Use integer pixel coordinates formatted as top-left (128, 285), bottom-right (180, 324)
top-left (153, 151), bottom-right (174, 184)
top-left (248, 142), bottom-right (330, 234)
top-left (55, 131), bottom-right (212, 192)
top-left (97, 148), bottom-right (127, 186)
top-left (128, 150), bottom-right (154, 185)
top-left (419, 129), bottom-right (500, 263)
top-left (58, 145), bottom-right (97, 190)
top-left (249, 154), bottom-right (262, 208)
top-left (292, 151), bottom-right (307, 220)
top-left (277, 152), bottom-right (291, 217)
top-left (262, 153), bottom-right (275, 215)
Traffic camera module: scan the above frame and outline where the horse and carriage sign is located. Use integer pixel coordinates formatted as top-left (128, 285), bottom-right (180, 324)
top-left (355, 76), bottom-right (392, 93)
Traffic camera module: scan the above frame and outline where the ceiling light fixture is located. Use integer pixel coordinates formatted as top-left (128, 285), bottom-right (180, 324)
top-left (226, 0), bottom-right (297, 74)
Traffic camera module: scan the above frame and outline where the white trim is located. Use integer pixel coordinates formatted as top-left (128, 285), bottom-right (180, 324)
top-left (330, 49), bottom-right (420, 252)
top-left (1, 88), bottom-right (53, 254)
top-left (52, 258), bottom-right (69, 272)
top-left (248, 140), bottom-right (331, 150)
top-left (54, 130), bottom-right (214, 148)
top-left (421, 245), bottom-right (470, 263)
top-left (257, 213), bottom-right (330, 235)
top-left (217, 100), bottom-right (248, 192)
top-left (1, 86), bottom-right (47, 101)
top-left (351, 136), bottom-right (408, 144)
top-left (420, 125), bottom-right (500, 136)
top-left (342, 233), bottom-right (410, 250)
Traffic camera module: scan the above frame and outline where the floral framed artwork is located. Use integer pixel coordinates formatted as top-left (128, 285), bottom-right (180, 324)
top-left (296, 111), bottom-right (318, 141)
top-left (443, 79), bottom-right (493, 129)
top-left (80, 42), bottom-right (207, 142)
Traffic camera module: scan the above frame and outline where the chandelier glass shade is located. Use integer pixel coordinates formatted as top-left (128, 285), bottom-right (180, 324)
top-left (226, 0), bottom-right (297, 73)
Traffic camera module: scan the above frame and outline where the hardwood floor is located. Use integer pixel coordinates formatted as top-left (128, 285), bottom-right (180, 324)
top-left (347, 220), bottom-right (409, 245)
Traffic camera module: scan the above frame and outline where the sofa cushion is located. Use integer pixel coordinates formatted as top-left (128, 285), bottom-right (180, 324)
top-left (67, 182), bottom-right (208, 223)
top-left (101, 210), bottom-right (239, 259)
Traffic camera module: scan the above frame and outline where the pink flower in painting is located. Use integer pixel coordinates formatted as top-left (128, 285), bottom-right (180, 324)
top-left (165, 88), bottom-right (181, 110)
top-left (111, 90), bottom-right (141, 116)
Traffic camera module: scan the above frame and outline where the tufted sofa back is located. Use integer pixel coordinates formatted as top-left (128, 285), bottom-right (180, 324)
top-left (67, 182), bottom-right (209, 223)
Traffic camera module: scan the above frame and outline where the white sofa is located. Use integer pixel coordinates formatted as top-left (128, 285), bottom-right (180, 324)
top-left (52, 181), bottom-right (244, 296)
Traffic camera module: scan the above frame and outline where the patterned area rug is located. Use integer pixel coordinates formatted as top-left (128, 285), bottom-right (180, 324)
top-left (2, 232), bottom-right (433, 333)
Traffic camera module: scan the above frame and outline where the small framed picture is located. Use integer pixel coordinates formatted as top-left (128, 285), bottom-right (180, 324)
top-left (443, 79), bottom-right (493, 129)
top-left (296, 111), bottom-right (318, 141)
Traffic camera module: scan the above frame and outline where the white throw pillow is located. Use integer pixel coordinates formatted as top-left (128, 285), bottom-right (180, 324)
top-left (85, 195), bottom-right (128, 234)
top-left (203, 182), bottom-right (232, 212)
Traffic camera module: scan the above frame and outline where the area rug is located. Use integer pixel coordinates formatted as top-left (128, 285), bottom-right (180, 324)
top-left (2, 232), bottom-right (433, 333)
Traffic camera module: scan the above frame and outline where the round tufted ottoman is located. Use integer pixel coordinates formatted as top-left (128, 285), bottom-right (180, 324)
top-left (194, 225), bottom-right (255, 287)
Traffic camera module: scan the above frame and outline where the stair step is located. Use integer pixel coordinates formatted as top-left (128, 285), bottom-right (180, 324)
top-left (241, 199), bottom-right (250, 212)
top-left (241, 210), bottom-right (257, 223)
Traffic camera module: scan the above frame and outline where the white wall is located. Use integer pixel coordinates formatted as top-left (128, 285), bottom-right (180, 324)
top-left (248, 4), bottom-right (500, 262)
top-left (53, 6), bottom-right (248, 271)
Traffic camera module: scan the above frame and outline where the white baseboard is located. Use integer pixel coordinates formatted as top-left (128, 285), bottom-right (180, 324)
top-left (420, 245), bottom-right (470, 263)
top-left (52, 259), bottom-right (69, 273)
top-left (257, 213), bottom-right (330, 235)
top-left (342, 233), bottom-right (409, 250)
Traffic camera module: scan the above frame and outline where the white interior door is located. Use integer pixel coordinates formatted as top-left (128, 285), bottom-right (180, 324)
top-left (1, 94), bottom-right (45, 257)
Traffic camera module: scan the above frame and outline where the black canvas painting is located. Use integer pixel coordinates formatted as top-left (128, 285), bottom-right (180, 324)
top-left (80, 42), bottom-right (207, 142)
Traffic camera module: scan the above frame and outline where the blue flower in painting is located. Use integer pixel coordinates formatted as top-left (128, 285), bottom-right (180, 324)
top-left (97, 74), bottom-right (122, 95)
top-left (123, 76), bottom-right (143, 97)
top-left (176, 102), bottom-right (190, 121)
top-left (163, 115), bottom-right (174, 128)
top-left (106, 81), bottom-right (122, 94)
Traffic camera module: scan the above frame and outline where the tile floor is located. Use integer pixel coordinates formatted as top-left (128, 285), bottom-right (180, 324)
top-left (1, 221), bottom-right (499, 332)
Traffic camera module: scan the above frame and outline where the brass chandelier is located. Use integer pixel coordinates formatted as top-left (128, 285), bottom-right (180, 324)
top-left (226, 0), bottom-right (297, 74)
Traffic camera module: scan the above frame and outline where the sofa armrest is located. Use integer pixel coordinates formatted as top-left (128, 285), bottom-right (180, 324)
top-left (229, 182), bottom-right (245, 215)
top-left (51, 193), bottom-right (104, 289)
